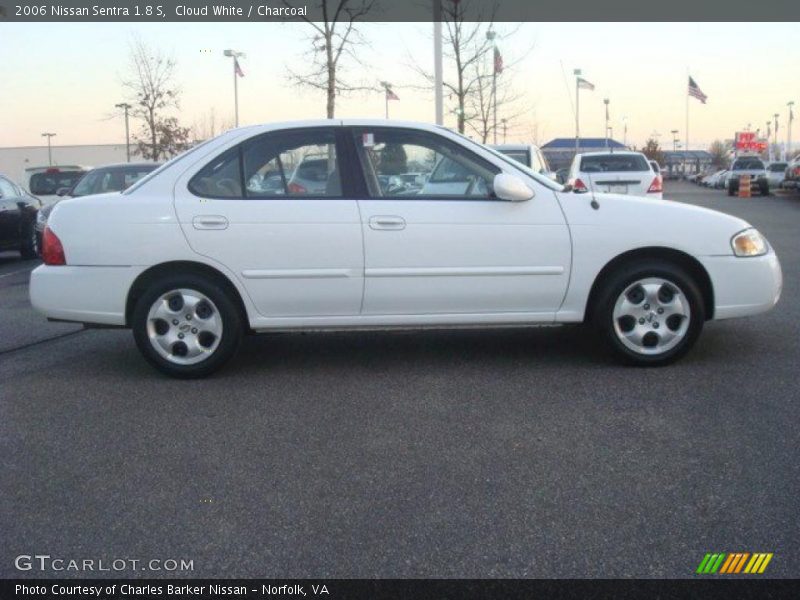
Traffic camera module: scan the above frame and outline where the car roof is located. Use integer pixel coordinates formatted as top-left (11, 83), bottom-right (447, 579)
top-left (577, 151), bottom-right (645, 158)
top-left (490, 144), bottom-right (540, 151)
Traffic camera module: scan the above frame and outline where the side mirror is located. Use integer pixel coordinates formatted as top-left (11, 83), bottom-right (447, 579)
top-left (493, 173), bottom-right (534, 202)
top-left (56, 187), bottom-right (70, 197)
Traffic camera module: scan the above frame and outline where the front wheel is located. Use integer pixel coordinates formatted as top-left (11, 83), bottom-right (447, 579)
top-left (593, 261), bottom-right (705, 366)
top-left (132, 274), bottom-right (243, 378)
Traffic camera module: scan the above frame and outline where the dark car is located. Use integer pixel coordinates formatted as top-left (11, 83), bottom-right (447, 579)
top-left (36, 162), bottom-right (161, 248)
top-left (0, 174), bottom-right (41, 259)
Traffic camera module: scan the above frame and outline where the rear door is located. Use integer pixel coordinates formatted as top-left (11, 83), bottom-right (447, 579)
top-left (174, 126), bottom-right (364, 319)
top-left (581, 154), bottom-right (652, 196)
top-left (0, 176), bottom-right (22, 247)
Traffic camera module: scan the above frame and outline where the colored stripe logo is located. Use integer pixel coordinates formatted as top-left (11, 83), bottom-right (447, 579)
top-left (696, 552), bottom-right (773, 574)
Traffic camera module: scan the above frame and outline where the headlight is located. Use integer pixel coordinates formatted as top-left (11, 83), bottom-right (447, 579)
top-left (731, 228), bottom-right (768, 257)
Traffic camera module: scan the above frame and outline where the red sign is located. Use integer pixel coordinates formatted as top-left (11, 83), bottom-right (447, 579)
top-left (735, 132), bottom-right (768, 152)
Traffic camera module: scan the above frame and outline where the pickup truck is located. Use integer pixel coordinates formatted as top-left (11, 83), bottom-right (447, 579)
top-left (726, 157), bottom-right (769, 196)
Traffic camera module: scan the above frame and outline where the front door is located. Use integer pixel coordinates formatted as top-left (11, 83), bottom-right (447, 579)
top-left (174, 127), bottom-right (364, 319)
top-left (349, 127), bottom-right (571, 317)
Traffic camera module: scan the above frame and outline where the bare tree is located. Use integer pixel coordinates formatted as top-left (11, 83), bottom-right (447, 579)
top-left (465, 56), bottom-right (526, 143)
top-left (191, 108), bottom-right (235, 143)
top-left (708, 140), bottom-right (729, 167)
top-left (124, 38), bottom-right (189, 160)
top-left (409, 1), bottom-right (530, 136)
top-left (284, 0), bottom-right (375, 118)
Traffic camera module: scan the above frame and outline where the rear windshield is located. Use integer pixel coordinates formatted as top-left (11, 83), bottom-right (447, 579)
top-left (768, 163), bottom-right (787, 172)
top-left (29, 171), bottom-right (84, 195)
top-left (732, 159), bottom-right (765, 170)
top-left (580, 154), bottom-right (649, 173)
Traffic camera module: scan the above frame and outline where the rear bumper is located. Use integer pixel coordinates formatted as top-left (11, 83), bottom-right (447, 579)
top-left (699, 252), bottom-right (782, 320)
top-left (29, 265), bottom-right (146, 326)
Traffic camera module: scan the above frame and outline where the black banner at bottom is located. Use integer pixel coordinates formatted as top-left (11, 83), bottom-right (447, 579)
top-left (3, 579), bottom-right (800, 600)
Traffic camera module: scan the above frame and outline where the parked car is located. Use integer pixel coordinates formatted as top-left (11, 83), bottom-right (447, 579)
top-left (568, 151), bottom-right (663, 199)
top-left (702, 169), bottom-right (728, 189)
top-left (765, 161), bottom-right (788, 189)
top-left (26, 167), bottom-right (88, 207)
top-left (0, 174), bottom-right (41, 258)
top-left (490, 144), bottom-right (556, 179)
top-left (35, 162), bottom-right (160, 249)
top-left (726, 157), bottom-right (769, 196)
top-left (31, 120), bottom-right (782, 377)
top-left (783, 157), bottom-right (800, 189)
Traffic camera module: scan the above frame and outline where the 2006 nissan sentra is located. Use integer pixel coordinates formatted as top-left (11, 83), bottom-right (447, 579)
top-left (30, 120), bottom-right (782, 377)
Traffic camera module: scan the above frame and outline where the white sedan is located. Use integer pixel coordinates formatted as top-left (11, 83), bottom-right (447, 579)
top-left (568, 151), bottom-right (663, 199)
top-left (31, 120), bottom-right (782, 377)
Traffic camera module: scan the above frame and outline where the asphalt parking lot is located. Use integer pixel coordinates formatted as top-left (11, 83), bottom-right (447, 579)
top-left (1, 181), bottom-right (798, 578)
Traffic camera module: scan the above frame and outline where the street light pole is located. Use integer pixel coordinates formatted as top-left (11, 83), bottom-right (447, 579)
top-left (41, 132), bottom-right (56, 166)
top-left (224, 49), bottom-right (245, 127)
top-left (774, 113), bottom-right (779, 149)
top-left (603, 98), bottom-right (610, 148)
top-left (115, 102), bottom-right (132, 162)
top-left (788, 101), bottom-right (795, 161)
top-left (486, 29), bottom-right (498, 144)
top-left (433, 0), bottom-right (443, 126)
top-left (380, 81), bottom-right (393, 119)
top-left (671, 129), bottom-right (679, 152)
top-left (501, 118), bottom-right (507, 143)
top-left (574, 69), bottom-right (581, 155)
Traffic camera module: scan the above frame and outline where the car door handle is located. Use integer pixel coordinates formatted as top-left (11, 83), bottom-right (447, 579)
top-left (192, 215), bottom-right (229, 230)
top-left (369, 215), bottom-right (406, 231)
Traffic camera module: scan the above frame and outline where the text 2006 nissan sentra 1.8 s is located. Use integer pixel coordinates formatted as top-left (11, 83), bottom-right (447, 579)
top-left (30, 120), bottom-right (782, 378)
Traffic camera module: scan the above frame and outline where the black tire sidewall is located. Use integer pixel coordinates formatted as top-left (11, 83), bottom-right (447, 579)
top-left (20, 219), bottom-right (38, 259)
top-left (593, 260), bottom-right (705, 366)
top-left (132, 274), bottom-right (243, 378)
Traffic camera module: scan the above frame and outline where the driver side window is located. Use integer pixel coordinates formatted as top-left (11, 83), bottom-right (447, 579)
top-left (353, 129), bottom-right (498, 199)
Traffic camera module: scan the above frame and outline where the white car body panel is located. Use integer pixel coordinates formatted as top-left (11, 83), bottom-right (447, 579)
top-left (30, 120), bottom-right (782, 335)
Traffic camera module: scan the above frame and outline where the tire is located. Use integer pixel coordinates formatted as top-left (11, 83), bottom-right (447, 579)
top-left (19, 219), bottom-right (39, 259)
top-left (131, 273), bottom-right (243, 378)
top-left (727, 184), bottom-right (735, 196)
top-left (760, 183), bottom-right (769, 196)
top-left (592, 260), bottom-right (705, 366)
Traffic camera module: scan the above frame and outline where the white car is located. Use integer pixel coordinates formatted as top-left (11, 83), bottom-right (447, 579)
top-left (568, 151), bottom-right (663, 199)
top-left (765, 162), bottom-right (788, 189)
top-left (31, 120), bottom-right (782, 377)
top-left (490, 144), bottom-right (555, 179)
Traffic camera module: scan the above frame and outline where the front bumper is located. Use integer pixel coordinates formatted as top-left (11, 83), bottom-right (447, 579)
top-left (29, 265), bottom-right (146, 326)
top-left (699, 251), bottom-right (782, 320)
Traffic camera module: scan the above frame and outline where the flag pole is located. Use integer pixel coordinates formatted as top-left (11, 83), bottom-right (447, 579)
top-left (685, 70), bottom-right (689, 177)
top-left (574, 69), bottom-right (581, 155)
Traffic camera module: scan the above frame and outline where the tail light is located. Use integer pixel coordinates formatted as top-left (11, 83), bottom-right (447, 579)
top-left (42, 226), bottom-right (66, 266)
top-left (287, 182), bottom-right (307, 194)
top-left (573, 178), bottom-right (589, 193)
top-left (647, 175), bottom-right (663, 194)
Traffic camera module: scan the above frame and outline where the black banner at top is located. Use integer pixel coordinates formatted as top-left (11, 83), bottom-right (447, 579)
top-left (2, 0), bottom-right (800, 22)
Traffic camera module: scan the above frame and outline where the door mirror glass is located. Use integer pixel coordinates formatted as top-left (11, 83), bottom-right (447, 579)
top-left (493, 173), bottom-right (534, 202)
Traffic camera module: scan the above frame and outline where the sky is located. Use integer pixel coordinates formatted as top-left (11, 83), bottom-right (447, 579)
top-left (1, 22), bottom-right (798, 151)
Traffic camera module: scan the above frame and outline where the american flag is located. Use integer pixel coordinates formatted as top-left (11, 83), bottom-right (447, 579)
top-left (234, 57), bottom-right (245, 78)
top-left (688, 76), bottom-right (706, 103)
top-left (385, 87), bottom-right (399, 101)
top-left (577, 77), bottom-right (595, 91)
top-left (494, 47), bottom-right (503, 74)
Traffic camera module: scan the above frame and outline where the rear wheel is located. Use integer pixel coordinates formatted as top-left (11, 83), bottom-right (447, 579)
top-left (592, 261), bottom-right (705, 366)
top-left (132, 274), bottom-right (243, 378)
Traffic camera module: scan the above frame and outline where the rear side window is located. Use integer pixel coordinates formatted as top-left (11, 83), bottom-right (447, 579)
top-left (188, 128), bottom-right (342, 199)
top-left (580, 154), bottom-right (649, 173)
top-left (768, 163), bottom-right (787, 172)
top-left (29, 171), bottom-right (84, 195)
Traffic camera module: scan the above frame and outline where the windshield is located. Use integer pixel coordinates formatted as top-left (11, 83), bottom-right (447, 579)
top-left (29, 171), bottom-right (84, 195)
top-left (71, 165), bottom-right (157, 197)
top-left (580, 154), bottom-right (649, 172)
top-left (732, 159), bottom-right (765, 170)
top-left (450, 131), bottom-right (563, 191)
